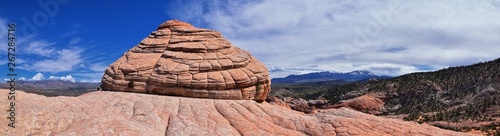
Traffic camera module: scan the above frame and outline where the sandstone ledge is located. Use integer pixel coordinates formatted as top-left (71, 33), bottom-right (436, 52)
top-left (0, 90), bottom-right (474, 136)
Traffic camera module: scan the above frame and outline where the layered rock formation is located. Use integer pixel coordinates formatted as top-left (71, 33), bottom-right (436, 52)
top-left (101, 20), bottom-right (270, 101)
top-left (0, 90), bottom-right (475, 136)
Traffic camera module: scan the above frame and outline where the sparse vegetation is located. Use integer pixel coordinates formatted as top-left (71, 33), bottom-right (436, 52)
top-left (256, 82), bottom-right (261, 92)
top-left (128, 80), bottom-right (135, 88)
top-left (270, 80), bottom-right (352, 100)
top-left (319, 58), bottom-right (500, 133)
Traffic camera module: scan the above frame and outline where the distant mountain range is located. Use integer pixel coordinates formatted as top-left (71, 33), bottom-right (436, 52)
top-left (272, 70), bottom-right (391, 83)
top-left (0, 80), bottom-right (100, 97)
top-left (269, 58), bottom-right (499, 134)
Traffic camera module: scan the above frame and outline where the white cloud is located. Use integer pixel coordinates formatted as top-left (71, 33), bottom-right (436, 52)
top-left (17, 73), bottom-right (77, 82)
top-left (31, 73), bottom-right (45, 81)
top-left (0, 19), bottom-right (9, 53)
top-left (79, 79), bottom-right (100, 83)
top-left (25, 41), bottom-right (56, 57)
top-left (269, 62), bottom-right (422, 77)
top-left (88, 62), bottom-right (109, 72)
top-left (72, 72), bottom-right (103, 82)
top-left (49, 75), bottom-right (76, 82)
top-left (15, 58), bottom-right (27, 65)
top-left (0, 60), bottom-right (7, 65)
top-left (69, 37), bottom-right (82, 45)
top-left (62, 30), bottom-right (78, 37)
top-left (22, 48), bottom-right (84, 73)
top-left (168, 0), bottom-right (500, 78)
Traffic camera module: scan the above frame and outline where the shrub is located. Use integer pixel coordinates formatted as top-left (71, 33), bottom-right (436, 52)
top-left (128, 81), bottom-right (134, 88)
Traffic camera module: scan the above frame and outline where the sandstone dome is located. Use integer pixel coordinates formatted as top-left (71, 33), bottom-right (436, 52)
top-left (101, 20), bottom-right (271, 101)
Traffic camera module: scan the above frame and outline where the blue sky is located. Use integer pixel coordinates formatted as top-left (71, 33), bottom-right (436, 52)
top-left (1, 0), bottom-right (500, 82)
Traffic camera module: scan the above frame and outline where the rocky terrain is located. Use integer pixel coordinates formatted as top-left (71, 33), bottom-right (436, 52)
top-left (325, 93), bottom-right (385, 115)
top-left (0, 90), bottom-right (474, 136)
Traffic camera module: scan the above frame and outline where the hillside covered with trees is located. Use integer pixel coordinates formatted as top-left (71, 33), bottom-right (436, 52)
top-left (322, 58), bottom-right (500, 134)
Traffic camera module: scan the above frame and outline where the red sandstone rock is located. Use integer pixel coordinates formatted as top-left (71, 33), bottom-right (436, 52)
top-left (325, 94), bottom-right (385, 114)
top-left (265, 96), bottom-right (291, 109)
top-left (0, 90), bottom-right (475, 136)
top-left (101, 20), bottom-right (271, 101)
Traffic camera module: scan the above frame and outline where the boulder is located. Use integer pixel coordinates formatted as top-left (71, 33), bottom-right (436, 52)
top-left (101, 20), bottom-right (270, 101)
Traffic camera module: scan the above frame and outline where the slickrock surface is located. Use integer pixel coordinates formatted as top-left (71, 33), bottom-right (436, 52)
top-left (0, 90), bottom-right (474, 136)
top-left (101, 20), bottom-right (270, 101)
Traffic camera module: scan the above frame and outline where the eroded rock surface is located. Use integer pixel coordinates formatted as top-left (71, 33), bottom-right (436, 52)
top-left (101, 20), bottom-right (270, 101)
top-left (325, 94), bottom-right (385, 115)
top-left (266, 96), bottom-right (331, 114)
top-left (0, 90), bottom-right (474, 136)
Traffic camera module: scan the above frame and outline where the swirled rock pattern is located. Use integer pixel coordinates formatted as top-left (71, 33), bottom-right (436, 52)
top-left (0, 90), bottom-right (475, 136)
top-left (101, 20), bottom-right (270, 101)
